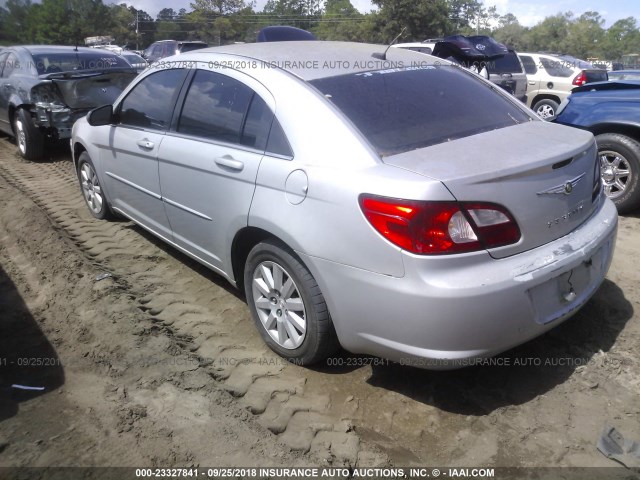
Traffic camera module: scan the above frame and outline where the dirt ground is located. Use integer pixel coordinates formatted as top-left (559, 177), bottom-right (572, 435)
top-left (0, 137), bottom-right (639, 475)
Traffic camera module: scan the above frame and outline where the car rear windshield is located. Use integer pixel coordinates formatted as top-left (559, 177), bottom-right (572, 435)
top-left (32, 52), bottom-right (131, 75)
top-left (310, 66), bottom-right (530, 156)
top-left (179, 43), bottom-right (208, 53)
top-left (585, 70), bottom-right (608, 82)
top-left (487, 52), bottom-right (523, 74)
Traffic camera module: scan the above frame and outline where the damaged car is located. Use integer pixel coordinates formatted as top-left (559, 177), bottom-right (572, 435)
top-left (0, 45), bottom-right (138, 160)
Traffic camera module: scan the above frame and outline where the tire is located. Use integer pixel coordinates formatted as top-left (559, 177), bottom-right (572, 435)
top-left (77, 152), bottom-right (113, 220)
top-left (596, 133), bottom-right (640, 214)
top-left (244, 240), bottom-right (339, 365)
top-left (533, 99), bottom-right (559, 120)
top-left (13, 108), bottom-right (44, 160)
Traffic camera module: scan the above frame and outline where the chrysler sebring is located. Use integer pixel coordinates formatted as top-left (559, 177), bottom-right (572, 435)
top-left (71, 42), bottom-right (618, 368)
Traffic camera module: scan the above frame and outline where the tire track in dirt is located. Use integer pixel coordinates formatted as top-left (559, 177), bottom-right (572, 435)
top-left (0, 144), bottom-right (389, 467)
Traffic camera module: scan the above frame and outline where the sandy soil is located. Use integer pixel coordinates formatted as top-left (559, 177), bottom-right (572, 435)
top-left (0, 138), bottom-right (638, 473)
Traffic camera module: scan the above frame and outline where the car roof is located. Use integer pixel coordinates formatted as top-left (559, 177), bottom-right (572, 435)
top-left (182, 41), bottom-right (436, 81)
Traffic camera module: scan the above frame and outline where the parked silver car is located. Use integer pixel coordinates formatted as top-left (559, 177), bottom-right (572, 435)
top-left (71, 42), bottom-right (618, 368)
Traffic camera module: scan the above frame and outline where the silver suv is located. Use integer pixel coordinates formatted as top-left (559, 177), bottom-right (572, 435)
top-left (518, 53), bottom-right (608, 119)
top-left (142, 40), bottom-right (208, 64)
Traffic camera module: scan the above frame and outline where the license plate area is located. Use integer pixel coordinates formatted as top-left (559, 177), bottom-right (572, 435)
top-left (527, 236), bottom-right (613, 325)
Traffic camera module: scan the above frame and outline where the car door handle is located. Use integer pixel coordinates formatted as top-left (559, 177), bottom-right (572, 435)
top-left (137, 139), bottom-right (154, 149)
top-left (215, 155), bottom-right (244, 171)
top-left (528, 81), bottom-right (536, 85)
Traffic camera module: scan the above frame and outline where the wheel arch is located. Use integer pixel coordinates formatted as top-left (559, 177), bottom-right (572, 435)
top-left (531, 94), bottom-right (561, 107)
top-left (231, 227), bottom-right (299, 293)
top-left (8, 102), bottom-right (34, 135)
top-left (72, 141), bottom-right (88, 169)
top-left (591, 124), bottom-right (640, 144)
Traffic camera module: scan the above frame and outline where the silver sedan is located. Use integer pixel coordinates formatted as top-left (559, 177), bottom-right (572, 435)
top-left (71, 42), bottom-right (618, 368)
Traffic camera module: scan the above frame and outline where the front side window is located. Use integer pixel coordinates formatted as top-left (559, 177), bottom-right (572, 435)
top-left (311, 66), bottom-right (530, 156)
top-left (119, 69), bottom-right (186, 130)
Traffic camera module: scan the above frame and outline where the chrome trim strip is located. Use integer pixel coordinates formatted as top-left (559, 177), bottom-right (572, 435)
top-left (163, 196), bottom-right (213, 221)
top-left (105, 171), bottom-right (162, 200)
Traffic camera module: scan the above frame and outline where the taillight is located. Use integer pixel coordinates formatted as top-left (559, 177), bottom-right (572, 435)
top-left (572, 71), bottom-right (587, 86)
top-left (359, 195), bottom-right (521, 255)
top-left (593, 153), bottom-right (602, 202)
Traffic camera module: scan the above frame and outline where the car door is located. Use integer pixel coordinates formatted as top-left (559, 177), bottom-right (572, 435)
top-left (158, 67), bottom-right (275, 275)
top-left (102, 68), bottom-right (188, 239)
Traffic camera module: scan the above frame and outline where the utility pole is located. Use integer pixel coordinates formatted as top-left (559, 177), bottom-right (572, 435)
top-left (135, 10), bottom-right (139, 50)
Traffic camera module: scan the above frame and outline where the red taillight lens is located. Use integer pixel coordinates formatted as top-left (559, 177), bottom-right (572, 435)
top-left (359, 195), bottom-right (521, 255)
top-left (572, 71), bottom-right (587, 86)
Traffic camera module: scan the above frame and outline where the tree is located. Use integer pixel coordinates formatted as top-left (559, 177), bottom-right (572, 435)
top-left (446, 0), bottom-right (481, 33)
top-left (373, 0), bottom-right (450, 42)
top-left (600, 17), bottom-right (640, 60)
top-left (157, 8), bottom-right (177, 21)
top-left (1, 0), bottom-right (33, 43)
top-left (191, 0), bottom-right (247, 16)
top-left (492, 13), bottom-right (530, 50)
top-left (565, 11), bottom-right (605, 59)
top-left (527, 12), bottom-right (572, 53)
top-left (108, 3), bottom-right (136, 46)
top-left (25, 0), bottom-right (111, 45)
top-left (313, 0), bottom-right (365, 41)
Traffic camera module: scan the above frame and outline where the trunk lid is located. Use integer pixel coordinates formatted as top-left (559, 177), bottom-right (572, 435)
top-left (383, 121), bottom-right (600, 258)
top-left (41, 70), bottom-right (137, 109)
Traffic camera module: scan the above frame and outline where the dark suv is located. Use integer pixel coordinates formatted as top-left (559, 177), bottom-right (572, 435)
top-left (142, 40), bottom-right (208, 64)
top-left (486, 49), bottom-right (527, 103)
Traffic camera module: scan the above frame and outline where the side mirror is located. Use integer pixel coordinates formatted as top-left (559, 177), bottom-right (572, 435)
top-left (87, 104), bottom-right (114, 126)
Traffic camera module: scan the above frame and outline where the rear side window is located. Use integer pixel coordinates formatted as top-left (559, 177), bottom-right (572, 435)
top-left (311, 66), bottom-right (530, 156)
top-left (488, 52), bottom-right (523, 74)
top-left (119, 69), bottom-right (186, 130)
top-left (520, 56), bottom-right (537, 74)
top-left (540, 58), bottom-right (573, 77)
top-left (178, 69), bottom-right (254, 144)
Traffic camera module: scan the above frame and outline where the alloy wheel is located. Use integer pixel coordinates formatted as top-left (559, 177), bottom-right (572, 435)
top-left (600, 150), bottom-right (631, 199)
top-left (252, 261), bottom-right (306, 349)
top-left (80, 163), bottom-right (104, 214)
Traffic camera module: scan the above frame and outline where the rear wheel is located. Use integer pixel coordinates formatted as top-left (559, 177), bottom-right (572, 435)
top-left (77, 152), bottom-right (113, 220)
top-left (13, 108), bottom-right (44, 160)
top-left (244, 240), bottom-right (339, 365)
top-left (596, 133), bottom-right (640, 213)
top-left (533, 99), bottom-right (559, 120)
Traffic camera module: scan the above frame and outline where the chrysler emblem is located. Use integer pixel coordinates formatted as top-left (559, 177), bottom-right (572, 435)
top-left (537, 173), bottom-right (585, 196)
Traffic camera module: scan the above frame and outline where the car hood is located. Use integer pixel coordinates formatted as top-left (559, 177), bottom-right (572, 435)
top-left (383, 121), bottom-right (601, 259)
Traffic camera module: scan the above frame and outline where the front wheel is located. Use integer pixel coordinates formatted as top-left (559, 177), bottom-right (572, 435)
top-left (596, 133), bottom-right (640, 213)
top-left (13, 108), bottom-right (44, 160)
top-left (77, 152), bottom-right (113, 220)
top-left (532, 99), bottom-right (559, 120)
top-left (244, 240), bottom-right (339, 365)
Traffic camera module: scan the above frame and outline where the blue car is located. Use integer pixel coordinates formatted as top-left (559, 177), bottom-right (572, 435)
top-left (554, 81), bottom-right (640, 213)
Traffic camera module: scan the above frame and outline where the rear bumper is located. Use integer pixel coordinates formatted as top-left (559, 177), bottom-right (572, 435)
top-left (300, 197), bottom-right (618, 369)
